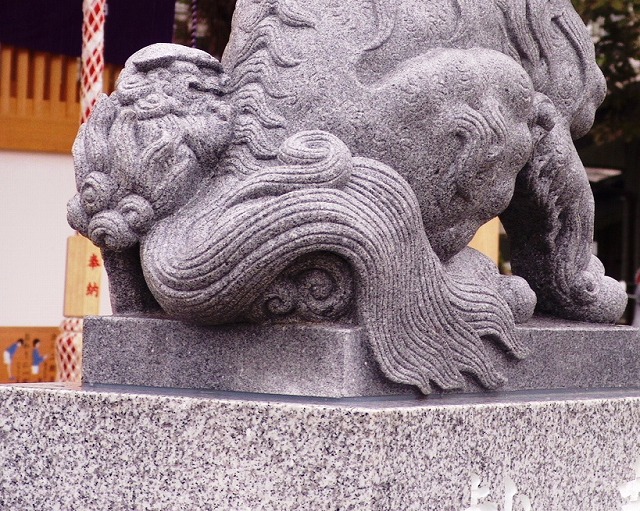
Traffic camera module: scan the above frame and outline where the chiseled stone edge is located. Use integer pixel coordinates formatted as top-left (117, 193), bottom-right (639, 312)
top-left (82, 315), bottom-right (640, 397)
top-left (82, 315), bottom-right (413, 398)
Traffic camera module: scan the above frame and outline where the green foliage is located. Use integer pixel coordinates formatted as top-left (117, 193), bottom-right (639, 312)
top-left (572, 0), bottom-right (640, 142)
top-left (197, 0), bottom-right (236, 58)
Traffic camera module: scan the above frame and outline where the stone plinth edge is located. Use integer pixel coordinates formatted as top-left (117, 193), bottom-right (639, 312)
top-left (83, 315), bottom-right (640, 397)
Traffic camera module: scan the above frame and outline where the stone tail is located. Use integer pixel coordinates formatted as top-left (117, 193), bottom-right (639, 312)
top-left (143, 131), bottom-right (520, 393)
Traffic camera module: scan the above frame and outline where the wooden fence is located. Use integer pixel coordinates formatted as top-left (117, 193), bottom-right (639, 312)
top-left (0, 45), bottom-right (121, 153)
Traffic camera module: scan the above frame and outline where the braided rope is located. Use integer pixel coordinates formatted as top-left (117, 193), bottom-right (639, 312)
top-left (61, 0), bottom-right (105, 383)
top-left (55, 318), bottom-right (84, 383)
top-left (81, 0), bottom-right (106, 123)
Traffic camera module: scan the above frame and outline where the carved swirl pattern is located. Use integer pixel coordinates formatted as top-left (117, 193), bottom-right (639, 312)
top-left (246, 252), bottom-right (354, 323)
top-left (223, 0), bottom-right (316, 174)
top-left (69, 0), bottom-right (628, 396)
top-left (68, 44), bottom-right (233, 251)
top-left (221, 0), bottom-right (625, 324)
top-left (142, 130), bottom-right (524, 393)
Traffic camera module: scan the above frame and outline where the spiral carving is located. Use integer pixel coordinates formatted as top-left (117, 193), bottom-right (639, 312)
top-left (68, 44), bottom-right (233, 252)
top-left (246, 252), bottom-right (354, 323)
top-left (70, 0), bottom-right (629, 396)
top-left (221, 130), bottom-right (352, 208)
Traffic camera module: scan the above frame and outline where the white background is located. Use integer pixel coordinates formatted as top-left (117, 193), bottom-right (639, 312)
top-left (0, 150), bottom-right (111, 325)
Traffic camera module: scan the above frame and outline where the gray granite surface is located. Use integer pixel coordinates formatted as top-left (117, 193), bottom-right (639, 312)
top-left (67, 0), bottom-right (627, 395)
top-left (83, 315), bottom-right (640, 397)
top-left (1, 383), bottom-right (640, 510)
top-left (82, 315), bottom-right (411, 397)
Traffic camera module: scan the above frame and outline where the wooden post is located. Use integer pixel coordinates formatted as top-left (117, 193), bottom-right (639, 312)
top-left (468, 217), bottom-right (501, 266)
top-left (63, 235), bottom-right (104, 318)
top-left (57, 235), bottom-right (104, 383)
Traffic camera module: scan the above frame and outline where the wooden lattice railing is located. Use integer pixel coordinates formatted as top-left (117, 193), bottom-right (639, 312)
top-left (0, 45), bottom-right (121, 153)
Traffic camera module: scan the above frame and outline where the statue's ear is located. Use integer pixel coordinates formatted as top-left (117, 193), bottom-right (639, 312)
top-left (448, 105), bottom-right (505, 201)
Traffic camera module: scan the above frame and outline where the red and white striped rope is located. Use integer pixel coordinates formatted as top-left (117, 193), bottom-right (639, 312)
top-left (56, 318), bottom-right (84, 383)
top-left (81, 0), bottom-right (106, 123)
top-left (63, 0), bottom-right (105, 383)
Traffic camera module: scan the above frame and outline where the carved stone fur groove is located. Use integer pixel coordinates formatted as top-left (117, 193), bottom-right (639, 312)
top-left (70, 0), bottom-right (627, 396)
top-left (221, 0), bottom-right (624, 324)
top-left (142, 131), bottom-right (520, 392)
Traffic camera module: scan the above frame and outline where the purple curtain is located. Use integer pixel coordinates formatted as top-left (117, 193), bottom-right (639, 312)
top-left (0, 0), bottom-right (175, 65)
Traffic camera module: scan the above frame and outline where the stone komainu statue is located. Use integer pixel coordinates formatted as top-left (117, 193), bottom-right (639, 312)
top-left (68, 0), bottom-right (627, 394)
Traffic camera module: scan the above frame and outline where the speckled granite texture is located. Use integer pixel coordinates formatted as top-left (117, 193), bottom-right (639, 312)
top-left (69, 0), bottom-right (627, 397)
top-left (1, 384), bottom-right (639, 510)
top-left (83, 315), bottom-right (640, 397)
top-left (82, 315), bottom-right (411, 397)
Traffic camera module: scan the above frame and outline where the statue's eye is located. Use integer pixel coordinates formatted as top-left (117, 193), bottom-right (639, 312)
top-left (80, 172), bottom-right (116, 214)
top-left (134, 92), bottom-right (171, 119)
top-left (115, 75), bottom-right (154, 105)
top-left (121, 75), bottom-right (146, 88)
top-left (143, 93), bottom-right (163, 106)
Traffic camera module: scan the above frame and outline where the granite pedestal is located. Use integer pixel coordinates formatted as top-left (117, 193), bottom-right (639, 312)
top-left (83, 315), bottom-right (640, 397)
top-left (1, 384), bottom-right (640, 510)
top-left (5, 317), bottom-right (639, 509)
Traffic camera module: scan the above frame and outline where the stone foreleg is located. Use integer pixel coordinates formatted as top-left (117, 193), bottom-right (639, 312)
top-left (500, 100), bottom-right (626, 323)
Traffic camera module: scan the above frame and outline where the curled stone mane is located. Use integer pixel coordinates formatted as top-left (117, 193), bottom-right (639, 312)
top-left (69, 44), bottom-right (234, 251)
top-left (219, 0), bottom-right (624, 326)
top-left (221, 0), bottom-right (317, 174)
top-left (142, 131), bottom-right (525, 393)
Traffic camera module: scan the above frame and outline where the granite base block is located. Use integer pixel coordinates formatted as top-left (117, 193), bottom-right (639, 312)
top-left (82, 316), bottom-right (410, 397)
top-left (83, 315), bottom-right (640, 397)
top-left (1, 384), bottom-right (640, 510)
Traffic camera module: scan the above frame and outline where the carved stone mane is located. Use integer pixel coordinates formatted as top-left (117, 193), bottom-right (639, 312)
top-left (220, 0), bottom-right (621, 321)
top-left (68, 0), bottom-right (626, 394)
